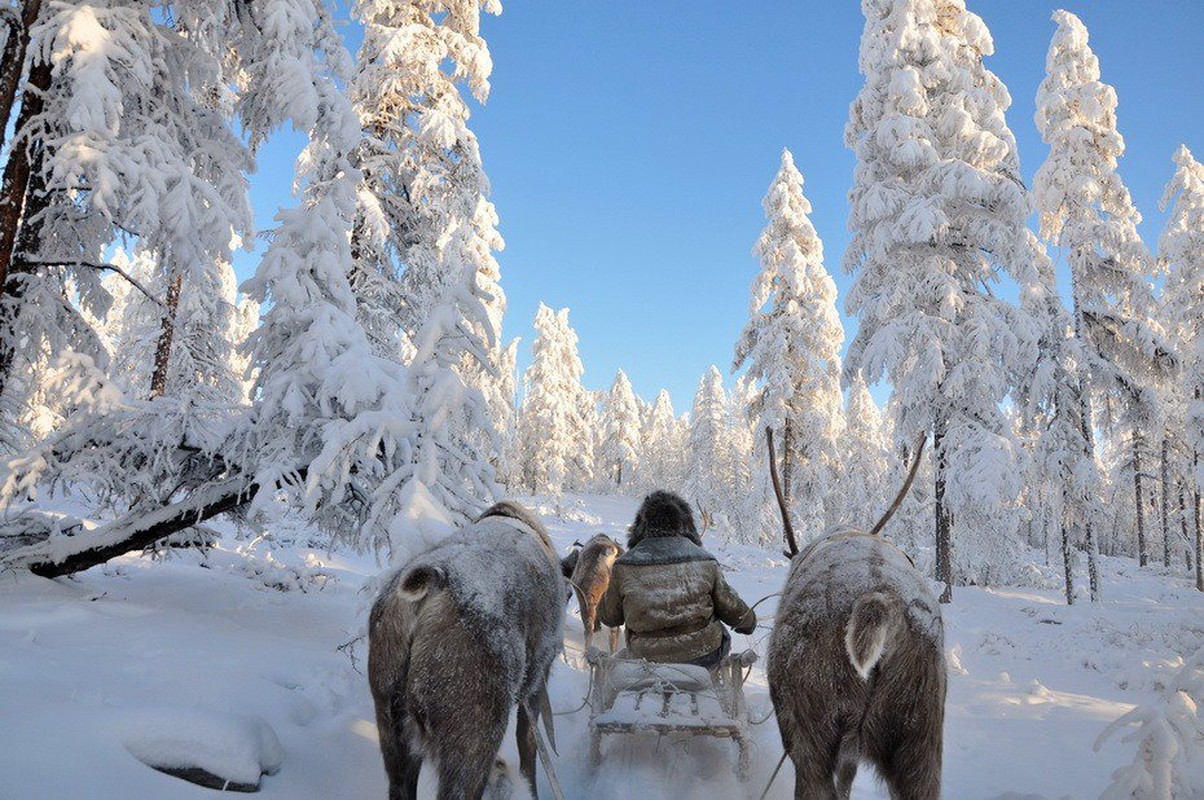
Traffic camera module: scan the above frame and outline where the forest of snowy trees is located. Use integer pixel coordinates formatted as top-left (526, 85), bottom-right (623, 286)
top-left (0, 0), bottom-right (1199, 617)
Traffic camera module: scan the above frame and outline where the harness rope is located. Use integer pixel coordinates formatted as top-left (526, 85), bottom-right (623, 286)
top-left (532, 720), bottom-right (566, 800)
top-left (759, 750), bottom-right (789, 800)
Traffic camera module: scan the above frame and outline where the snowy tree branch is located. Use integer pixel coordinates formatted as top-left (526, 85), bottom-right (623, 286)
top-left (14, 257), bottom-right (164, 307)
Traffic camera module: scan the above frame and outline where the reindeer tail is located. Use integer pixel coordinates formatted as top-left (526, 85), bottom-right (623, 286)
top-left (844, 592), bottom-right (903, 680)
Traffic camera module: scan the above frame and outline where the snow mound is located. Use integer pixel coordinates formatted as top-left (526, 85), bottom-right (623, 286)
top-left (122, 708), bottom-right (283, 791)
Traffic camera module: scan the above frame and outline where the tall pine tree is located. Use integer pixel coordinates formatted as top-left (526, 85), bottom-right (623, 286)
top-left (734, 149), bottom-right (845, 539)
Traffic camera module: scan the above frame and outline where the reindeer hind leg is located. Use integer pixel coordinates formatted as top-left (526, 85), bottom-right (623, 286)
top-left (377, 692), bottom-right (422, 800)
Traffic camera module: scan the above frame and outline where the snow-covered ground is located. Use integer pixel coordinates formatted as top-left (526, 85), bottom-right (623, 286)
top-left (2, 493), bottom-right (1201, 798)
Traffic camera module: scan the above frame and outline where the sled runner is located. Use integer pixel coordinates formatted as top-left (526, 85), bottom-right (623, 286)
top-left (584, 646), bottom-right (757, 780)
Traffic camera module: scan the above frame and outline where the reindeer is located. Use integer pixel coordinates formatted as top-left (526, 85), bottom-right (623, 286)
top-left (368, 501), bottom-right (563, 800)
top-left (563, 533), bottom-right (624, 652)
top-left (765, 431), bottom-right (946, 799)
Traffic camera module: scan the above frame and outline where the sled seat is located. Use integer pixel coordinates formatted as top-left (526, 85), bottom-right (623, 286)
top-left (585, 647), bottom-right (757, 780)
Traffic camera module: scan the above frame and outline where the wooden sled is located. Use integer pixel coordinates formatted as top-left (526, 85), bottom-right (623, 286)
top-left (584, 646), bottom-right (758, 781)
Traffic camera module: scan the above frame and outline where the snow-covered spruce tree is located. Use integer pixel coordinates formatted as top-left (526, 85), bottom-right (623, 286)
top-left (684, 366), bottom-right (732, 531)
top-left (349, 0), bottom-right (498, 339)
top-left (1021, 233), bottom-right (1104, 604)
top-left (640, 389), bottom-right (684, 494)
top-left (517, 304), bottom-right (593, 498)
top-left (844, 0), bottom-right (1042, 600)
top-left (97, 248), bottom-right (256, 407)
top-left (1035, 9), bottom-right (1178, 577)
top-left (350, 0), bottom-right (512, 473)
top-left (1159, 145), bottom-right (1204, 590)
top-left (726, 373), bottom-right (760, 542)
top-left (599, 369), bottom-right (642, 491)
top-left (0, 1), bottom-right (262, 511)
top-left (836, 370), bottom-right (892, 532)
top-left (734, 149), bottom-right (845, 541)
top-left (239, 0), bottom-right (501, 558)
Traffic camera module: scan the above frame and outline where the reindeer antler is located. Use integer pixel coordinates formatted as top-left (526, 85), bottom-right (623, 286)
top-left (867, 433), bottom-right (928, 537)
top-left (766, 428), bottom-right (799, 558)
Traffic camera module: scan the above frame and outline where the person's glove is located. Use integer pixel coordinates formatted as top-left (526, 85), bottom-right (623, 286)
top-left (735, 615), bottom-right (756, 636)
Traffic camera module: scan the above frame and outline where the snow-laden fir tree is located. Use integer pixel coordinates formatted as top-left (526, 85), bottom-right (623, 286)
top-left (639, 389), bottom-right (684, 494)
top-left (0, 1), bottom-right (265, 510)
top-left (350, 0), bottom-right (512, 474)
top-left (726, 373), bottom-right (759, 542)
top-left (836, 371), bottom-right (892, 532)
top-left (349, 0), bottom-right (500, 339)
top-left (1159, 145), bottom-right (1204, 590)
top-left (844, 0), bottom-right (1042, 599)
top-left (236, 0), bottom-right (497, 558)
top-left (734, 149), bottom-right (845, 540)
top-left (1034, 9), bottom-right (1177, 577)
top-left (518, 304), bottom-right (594, 498)
top-left (1021, 235), bottom-right (1103, 603)
top-left (0, 0), bottom-right (255, 419)
top-left (93, 247), bottom-right (255, 407)
top-left (683, 366), bottom-right (732, 531)
top-left (599, 369), bottom-right (642, 491)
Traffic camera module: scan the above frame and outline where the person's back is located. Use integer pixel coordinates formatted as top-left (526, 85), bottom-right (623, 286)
top-left (599, 491), bottom-right (755, 667)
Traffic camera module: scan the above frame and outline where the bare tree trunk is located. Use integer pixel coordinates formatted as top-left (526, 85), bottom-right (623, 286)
top-left (1133, 431), bottom-right (1148, 567)
top-left (1195, 401), bottom-right (1202, 591)
top-left (0, 1), bottom-right (44, 159)
top-left (1061, 519), bottom-right (1075, 605)
top-left (1181, 485), bottom-right (1194, 571)
top-left (0, 53), bottom-right (51, 401)
top-left (1042, 498), bottom-right (1051, 567)
top-left (1161, 434), bottom-right (1171, 568)
top-left (934, 416), bottom-right (952, 604)
top-left (1067, 253), bottom-right (1101, 600)
top-left (0, 33), bottom-right (49, 296)
top-left (781, 418), bottom-right (793, 511)
top-left (147, 272), bottom-right (183, 399)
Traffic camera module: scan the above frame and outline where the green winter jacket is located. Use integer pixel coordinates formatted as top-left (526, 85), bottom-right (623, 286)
top-left (598, 535), bottom-right (755, 663)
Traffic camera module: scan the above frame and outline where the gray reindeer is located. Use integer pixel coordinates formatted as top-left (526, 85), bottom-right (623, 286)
top-left (368, 501), bottom-right (564, 800)
top-left (563, 533), bottom-right (624, 652)
top-left (765, 432), bottom-right (946, 799)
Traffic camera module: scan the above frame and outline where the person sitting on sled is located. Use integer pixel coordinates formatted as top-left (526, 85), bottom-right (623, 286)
top-left (598, 490), bottom-right (756, 669)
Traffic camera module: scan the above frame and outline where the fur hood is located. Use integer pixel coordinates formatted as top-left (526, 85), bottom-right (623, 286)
top-left (627, 491), bottom-right (702, 548)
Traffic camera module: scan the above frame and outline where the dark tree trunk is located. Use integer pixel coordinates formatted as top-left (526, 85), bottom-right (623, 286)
top-left (1195, 396), bottom-right (1202, 591)
top-left (1068, 254), bottom-right (1101, 600)
top-left (148, 272), bottom-right (183, 399)
top-left (781, 418), bottom-right (793, 511)
top-left (1181, 485), bottom-right (1193, 571)
top-left (0, 53), bottom-right (51, 401)
top-left (934, 416), bottom-right (952, 604)
top-left (24, 478), bottom-right (256, 578)
top-left (0, 1), bottom-right (43, 169)
top-left (10, 468), bottom-right (307, 578)
top-left (1161, 434), bottom-right (1171, 568)
top-left (1133, 432), bottom-right (1147, 567)
top-left (0, 39), bottom-right (49, 296)
top-left (1061, 518), bottom-right (1075, 605)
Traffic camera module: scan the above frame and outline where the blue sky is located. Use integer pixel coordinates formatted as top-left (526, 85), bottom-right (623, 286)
top-left (240, 1), bottom-right (1203, 413)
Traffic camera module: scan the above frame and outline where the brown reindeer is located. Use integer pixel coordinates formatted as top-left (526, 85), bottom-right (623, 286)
top-left (368, 501), bottom-right (563, 800)
top-left (564, 533), bottom-right (624, 652)
top-left (766, 431), bottom-right (946, 799)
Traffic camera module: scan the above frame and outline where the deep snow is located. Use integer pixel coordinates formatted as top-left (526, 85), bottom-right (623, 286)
top-left (1, 493), bottom-right (1201, 798)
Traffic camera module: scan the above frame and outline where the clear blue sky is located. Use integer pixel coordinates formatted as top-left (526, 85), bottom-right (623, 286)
top-left (238, 1), bottom-right (1203, 414)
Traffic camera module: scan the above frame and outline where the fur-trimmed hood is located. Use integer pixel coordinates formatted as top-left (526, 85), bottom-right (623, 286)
top-left (627, 491), bottom-right (702, 548)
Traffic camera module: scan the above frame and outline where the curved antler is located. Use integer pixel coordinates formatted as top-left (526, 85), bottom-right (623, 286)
top-left (867, 432), bottom-right (928, 537)
top-left (766, 428), bottom-right (799, 558)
